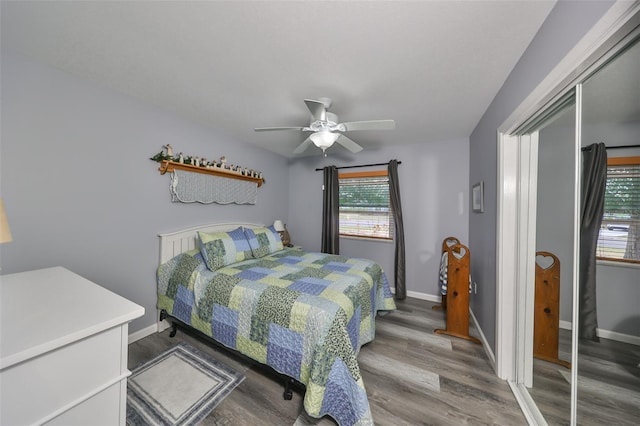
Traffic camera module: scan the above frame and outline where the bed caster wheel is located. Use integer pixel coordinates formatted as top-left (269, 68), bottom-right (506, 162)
top-left (169, 323), bottom-right (178, 338)
top-left (283, 388), bottom-right (293, 400)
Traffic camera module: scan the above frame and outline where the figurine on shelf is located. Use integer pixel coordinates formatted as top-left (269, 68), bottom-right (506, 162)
top-left (151, 149), bottom-right (266, 185)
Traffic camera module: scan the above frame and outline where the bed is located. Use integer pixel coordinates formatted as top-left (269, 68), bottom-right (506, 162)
top-left (156, 223), bottom-right (396, 426)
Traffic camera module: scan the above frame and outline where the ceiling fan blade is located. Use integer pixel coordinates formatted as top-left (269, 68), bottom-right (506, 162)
top-left (336, 134), bottom-right (363, 153)
top-left (254, 126), bottom-right (306, 132)
top-left (338, 120), bottom-right (396, 131)
top-left (293, 137), bottom-right (313, 154)
top-left (304, 99), bottom-right (327, 122)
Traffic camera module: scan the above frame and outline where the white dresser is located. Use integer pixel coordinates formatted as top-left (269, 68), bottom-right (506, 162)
top-left (0, 267), bottom-right (144, 425)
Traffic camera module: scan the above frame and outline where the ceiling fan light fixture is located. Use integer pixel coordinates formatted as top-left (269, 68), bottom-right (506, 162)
top-left (310, 131), bottom-right (339, 150)
top-left (256, 98), bottom-right (393, 154)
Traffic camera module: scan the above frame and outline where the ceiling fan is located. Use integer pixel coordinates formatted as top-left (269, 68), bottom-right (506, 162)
top-left (254, 98), bottom-right (395, 154)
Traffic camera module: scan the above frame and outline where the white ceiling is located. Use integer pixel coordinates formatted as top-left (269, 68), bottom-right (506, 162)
top-left (1, 1), bottom-right (557, 158)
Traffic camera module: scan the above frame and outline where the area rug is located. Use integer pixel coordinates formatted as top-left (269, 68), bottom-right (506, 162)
top-left (127, 342), bottom-right (244, 426)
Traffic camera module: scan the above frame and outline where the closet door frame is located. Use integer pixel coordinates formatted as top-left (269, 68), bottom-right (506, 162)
top-left (495, 2), bottom-right (640, 425)
top-left (497, 131), bottom-right (544, 425)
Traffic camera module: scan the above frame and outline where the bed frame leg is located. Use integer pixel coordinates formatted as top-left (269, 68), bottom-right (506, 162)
top-left (283, 378), bottom-right (294, 400)
top-left (169, 322), bottom-right (178, 338)
top-left (159, 310), bottom-right (179, 338)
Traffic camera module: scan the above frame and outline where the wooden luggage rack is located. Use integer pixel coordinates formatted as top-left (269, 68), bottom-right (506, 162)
top-left (534, 251), bottom-right (571, 369)
top-left (432, 237), bottom-right (459, 311)
top-left (434, 237), bottom-right (480, 344)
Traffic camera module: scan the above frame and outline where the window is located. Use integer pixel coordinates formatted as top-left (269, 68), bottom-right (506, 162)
top-left (596, 156), bottom-right (640, 264)
top-left (338, 170), bottom-right (394, 240)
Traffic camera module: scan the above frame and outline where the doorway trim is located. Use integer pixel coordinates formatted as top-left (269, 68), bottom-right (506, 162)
top-left (495, 131), bottom-right (539, 383)
top-left (495, 2), bottom-right (640, 425)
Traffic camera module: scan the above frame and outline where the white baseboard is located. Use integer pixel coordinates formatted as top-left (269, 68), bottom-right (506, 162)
top-left (508, 381), bottom-right (548, 426)
top-left (158, 318), bottom-right (171, 332)
top-left (559, 320), bottom-right (572, 330)
top-left (404, 289), bottom-right (441, 303)
top-left (127, 312), bottom-right (173, 345)
top-left (559, 320), bottom-right (640, 346)
top-left (389, 288), bottom-right (441, 302)
top-left (128, 323), bottom-right (157, 344)
top-left (470, 307), bottom-right (496, 369)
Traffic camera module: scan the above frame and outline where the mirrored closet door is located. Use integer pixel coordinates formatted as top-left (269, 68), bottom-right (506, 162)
top-left (576, 36), bottom-right (640, 425)
top-left (515, 31), bottom-right (640, 426)
top-left (528, 94), bottom-right (577, 425)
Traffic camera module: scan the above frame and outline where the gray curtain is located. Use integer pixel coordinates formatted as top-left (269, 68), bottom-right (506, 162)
top-left (388, 160), bottom-right (406, 300)
top-left (321, 165), bottom-right (339, 254)
top-left (579, 142), bottom-right (607, 342)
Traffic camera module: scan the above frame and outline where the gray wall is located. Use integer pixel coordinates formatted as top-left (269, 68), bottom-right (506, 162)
top-left (288, 138), bottom-right (469, 298)
top-left (468, 0), bottom-right (615, 351)
top-left (0, 51), bottom-right (289, 333)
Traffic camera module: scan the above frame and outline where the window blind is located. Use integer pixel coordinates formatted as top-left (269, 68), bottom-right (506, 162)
top-left (596, 160), bottom-right (640, 263)
top-left (339, 173), bottom-right (394, 239)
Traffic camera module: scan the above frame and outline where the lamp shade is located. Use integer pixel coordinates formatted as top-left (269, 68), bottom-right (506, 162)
top-left (310, 131), bottom-right (340, 150)
top-left (273, 220), bottom-right (285, 232)
top-left (0, 199), bottom-right (13, 243)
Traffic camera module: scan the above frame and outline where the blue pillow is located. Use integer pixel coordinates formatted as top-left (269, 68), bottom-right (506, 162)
top-left (198, 227), bottom-right (253, 271)
top-left (243, 226), bottom-right (284, 258)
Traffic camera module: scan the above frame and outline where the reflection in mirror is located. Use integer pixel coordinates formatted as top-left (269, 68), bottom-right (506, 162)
top-left (528, 94), bottom-right (577, 425)
top-left (577, 36), bottom-right (640, 424)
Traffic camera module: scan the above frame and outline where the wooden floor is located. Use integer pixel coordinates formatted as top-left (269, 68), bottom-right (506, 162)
top-left (530, 329), bottom-right (640, 426)
top-left (128, 298), bottom-right (526, 425)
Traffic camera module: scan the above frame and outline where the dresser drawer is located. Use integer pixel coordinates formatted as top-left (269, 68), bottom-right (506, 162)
top-left (47, 381), bottom-right (124, 426)
top-left (1, 326), bottom-right (124, 425)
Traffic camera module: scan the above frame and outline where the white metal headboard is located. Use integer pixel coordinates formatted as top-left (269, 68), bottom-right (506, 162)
top-left (158, 222), bottom-right (264, 264)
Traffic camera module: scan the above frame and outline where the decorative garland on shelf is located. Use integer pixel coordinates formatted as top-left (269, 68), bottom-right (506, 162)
top-left (150, 144), bottom-right (265, 184)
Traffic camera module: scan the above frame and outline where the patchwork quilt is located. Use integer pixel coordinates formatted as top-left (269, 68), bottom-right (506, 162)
top-left (157, 247), bottom-right (396, 426)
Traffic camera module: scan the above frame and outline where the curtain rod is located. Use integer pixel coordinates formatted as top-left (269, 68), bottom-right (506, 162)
top-left (314, 161), bottom-right (401, 172)
top-left (581, 144), bottom-right (640, 151)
